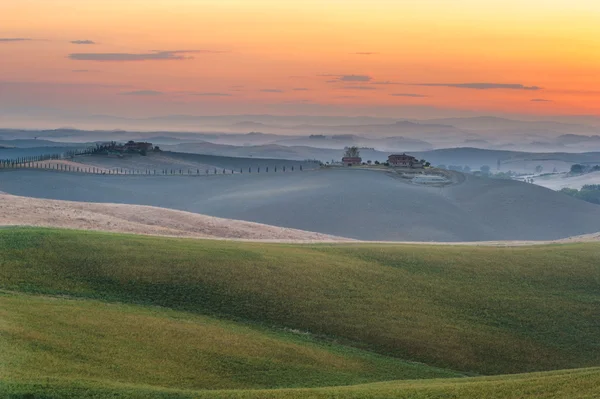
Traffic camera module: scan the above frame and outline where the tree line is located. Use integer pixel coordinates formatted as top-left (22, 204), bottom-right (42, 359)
top-left (560, 185), bottom-right (600, 205)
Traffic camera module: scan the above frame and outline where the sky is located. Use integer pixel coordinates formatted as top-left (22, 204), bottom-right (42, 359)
top-left (1, 0), bottom-right (599, 121)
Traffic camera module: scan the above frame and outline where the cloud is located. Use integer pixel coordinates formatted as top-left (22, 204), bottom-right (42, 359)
top-left (321, 74), bottom-right (373, 83)
top-left (353, 52), bottom-right (378, 56)
top-left (280, 99), bottom-right (314, 104)
top-left (410, 82), bottom-right (542, 90)
top-left (0, 81), bottom-right (131, 89)
top-left (343, 86), bottom-right (377, 90)
top-left (71, 69), bottom-right (100, 73)
top-left (69, 50), bottom-right (219, 62)
top-left (120, 90), bottom-right (163, 96)
top-left (71, 40), bottom-right (96, 45)
top-left (372, 81), bottom-right (401, 85)
top-left (260, 89), bottom-right (284, 93)
top-left (531, 98), bottom-right (552, 102)
top-left (191, 92), bottom-right (232, 97)
top-left (340, 75), bottom-right (372, 82)
top-left (391, 93), bottom-right (428, 98)
top-left (293, 88), bottom-right (309, 91)
top-left (0, 38), bottom-right (31, 42)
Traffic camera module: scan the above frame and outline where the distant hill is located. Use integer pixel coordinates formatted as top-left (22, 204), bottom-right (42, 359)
top-left (412, 147), bottom-right (600, 171)
top-left (556, 134), bottom-right (600, 145)
top-left (3, 168), bottom-right (600, 242)
top-left (422, 116), bottom-right (600, 134)
top-left (0, 138), bottom-right (80, 148)
top-left (0, 146), bottom-right (83, 161)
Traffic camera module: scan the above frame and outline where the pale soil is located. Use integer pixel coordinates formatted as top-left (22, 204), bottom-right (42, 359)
top-left (0, 194), bottom-right (351, 242)
top-left (1, 193), bottom-right (598, 246)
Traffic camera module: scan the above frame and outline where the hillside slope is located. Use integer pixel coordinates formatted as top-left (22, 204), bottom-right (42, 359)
top-left (1, 291), bottom-right (459, 391)
top-left (2, 168), bottom-right (600, 241)
top-left (71, 151), bottom-right (320, 172)
top-left (2, 228), bottom-right (598, 376)
top-left (4, 367), bottom-right (599, 399)
top-left (0, 194), bottom-right (348, 242)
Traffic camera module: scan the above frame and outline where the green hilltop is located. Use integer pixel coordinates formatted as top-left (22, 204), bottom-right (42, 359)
top-left (1, 227), bottom-right (599, 398)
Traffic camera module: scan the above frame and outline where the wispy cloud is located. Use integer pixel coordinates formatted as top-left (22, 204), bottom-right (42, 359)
top-left (321, 74), bottom-right (373, 83)
top-left (120, 90), bottom-right (163, 96)
top-left (190, 92), bottom-right (232, 97)
top-left (340, 75), bottom-right (372, 82)
top-left (260, 89), bottom-right (284, 93)
top-left (293, 88), bottom-right (309, 91)
top-left (69, 50), bottom-right (220, 62)
top-left (409, 82), bottom-right (542, 90)
top-left (71, 40), bottom-right (96, 45)
top-left (531, 98), bottom-right (552, 102)
top-left (0, 38), bottom-right (31, 42)
top-left (372, 81), bottom-right (401, 85)
top-left (343, 86), bottom-right (377, 90)
top-left (391, 93), bottom-right (428, 98)
top-left (353, 52), bottom-right (378, 56)
top-left (280, 99), bottom-right (314, 104)
top-left (0, 81), bottom-right (131, 89)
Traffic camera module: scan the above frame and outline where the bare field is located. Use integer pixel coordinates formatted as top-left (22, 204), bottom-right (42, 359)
top-left (0, 194), bottom-right (350, 242)
top-left (2, 167), bottom-right (600, 241)
top-left (2, 192), bottom-right (598, 245)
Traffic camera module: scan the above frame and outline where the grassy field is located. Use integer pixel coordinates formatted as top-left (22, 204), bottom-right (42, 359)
top-left (3, 368), bottom-right (600, 398)
top-left (1, 228), bottom-right (599, 373)
top-left (1, 227), bottom-right (599, 397)
top-left (0, 291), bottom-right (459, 391)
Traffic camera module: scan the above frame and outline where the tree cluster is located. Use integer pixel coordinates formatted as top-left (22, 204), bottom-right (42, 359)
top-left (560, 185), bottom-right (600, 205)
top-left (570, 164), bottom-right (600, 175)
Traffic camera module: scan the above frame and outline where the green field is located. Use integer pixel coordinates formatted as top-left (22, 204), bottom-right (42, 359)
top-left (1, 227), bottom-right (599, 398)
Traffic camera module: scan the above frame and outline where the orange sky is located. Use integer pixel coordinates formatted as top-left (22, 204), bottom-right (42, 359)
top-left (1, 0), bottom-right (599, 118)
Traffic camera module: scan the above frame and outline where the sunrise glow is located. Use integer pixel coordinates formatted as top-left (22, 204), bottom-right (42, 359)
top-left (1, 0), bottom-right (599, 118)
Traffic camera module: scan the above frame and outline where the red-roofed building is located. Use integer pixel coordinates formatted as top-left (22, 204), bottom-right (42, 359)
top-left (342, 157), bottom-right (362, 166)
top-left (388, 153), bottom-right (423, 168)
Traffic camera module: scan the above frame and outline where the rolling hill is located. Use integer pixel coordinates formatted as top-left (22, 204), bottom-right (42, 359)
top-left (1, 227), bottom-right (599, 398)
top-left (2, 167), bottom-right (600, 241)
top-left (0, 193), bottom-right (347, 241)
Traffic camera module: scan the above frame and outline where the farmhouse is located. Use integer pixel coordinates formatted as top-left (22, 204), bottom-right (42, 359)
top-left (342, 157), bottom-right (362, 166)
top-left (388, 153), bottom-right (423, 168)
